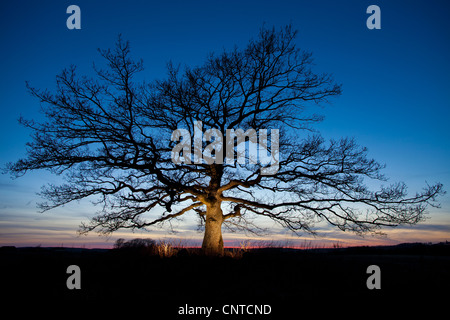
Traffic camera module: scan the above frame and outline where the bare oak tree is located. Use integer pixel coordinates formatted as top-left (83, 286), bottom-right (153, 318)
top-left (7, 26), bottom-right (443, 255)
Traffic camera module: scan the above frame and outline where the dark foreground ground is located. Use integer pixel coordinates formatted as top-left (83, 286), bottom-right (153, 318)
top-left (1, 242), bottom-right (449, 316)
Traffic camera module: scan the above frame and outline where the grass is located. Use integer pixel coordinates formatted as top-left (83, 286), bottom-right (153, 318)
top-left (110, 237), bottom-right (419, 258)
top-left (111, 238), bottom-right (342, 258)
top-left (1, 240), bottom-right (449, 312)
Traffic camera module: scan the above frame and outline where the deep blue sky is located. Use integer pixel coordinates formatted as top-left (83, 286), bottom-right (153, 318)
top-left (1, 0), bottom-right (449, 247)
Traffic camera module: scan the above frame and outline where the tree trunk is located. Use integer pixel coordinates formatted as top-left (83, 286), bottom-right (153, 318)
top-left (202, 202), bottom-right (224, 256)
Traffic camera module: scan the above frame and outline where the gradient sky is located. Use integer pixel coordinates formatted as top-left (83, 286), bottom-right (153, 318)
top-left (1, 0), bottom-right (449, 248)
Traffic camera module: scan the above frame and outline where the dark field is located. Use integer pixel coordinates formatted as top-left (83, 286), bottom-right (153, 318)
top-left (1, 243), bottom-right (449, 316)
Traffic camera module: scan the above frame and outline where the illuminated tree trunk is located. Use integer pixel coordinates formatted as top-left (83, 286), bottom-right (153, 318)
top-left (202, 202), bottom-right (224, 256)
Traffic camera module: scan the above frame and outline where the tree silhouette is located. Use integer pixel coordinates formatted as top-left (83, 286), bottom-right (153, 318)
top-left (6, 26), bottom-right (443, 255)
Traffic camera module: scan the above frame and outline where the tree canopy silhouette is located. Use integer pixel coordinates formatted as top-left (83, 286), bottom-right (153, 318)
top-left (7, 25), bottom-right (443, 255)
